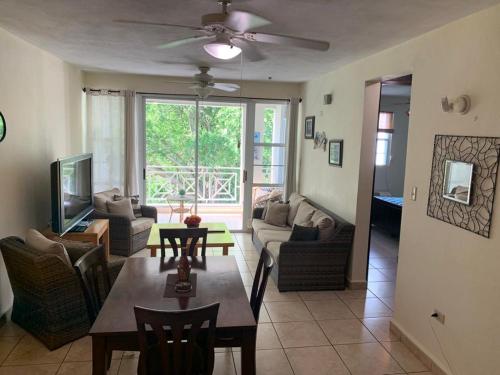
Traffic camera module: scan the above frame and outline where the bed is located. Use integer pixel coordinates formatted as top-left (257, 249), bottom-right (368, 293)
top-left (371, 196), bottom-right (403, 238)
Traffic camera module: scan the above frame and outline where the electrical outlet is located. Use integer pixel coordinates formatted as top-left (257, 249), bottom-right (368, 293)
top-left (432, 309), bottom-right (445, 324)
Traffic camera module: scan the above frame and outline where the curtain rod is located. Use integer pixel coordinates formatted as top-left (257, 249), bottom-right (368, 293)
top-left (82, 88), bottom-right (122, 94)
top-left (83, 88), bottom-right (302, 102)
top-left (135, 91), bottom-right (297, 102)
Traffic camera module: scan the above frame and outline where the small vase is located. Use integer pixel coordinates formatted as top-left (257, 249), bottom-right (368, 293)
top-left (175, 253), bottom-right (192, 293)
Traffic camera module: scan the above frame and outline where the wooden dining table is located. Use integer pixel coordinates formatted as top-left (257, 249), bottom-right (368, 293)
top-left (89, 256), bottom-right (257, 375)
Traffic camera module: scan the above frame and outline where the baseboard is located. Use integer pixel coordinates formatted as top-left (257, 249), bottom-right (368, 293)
top-left (346, 278), bottom-right (367, 290)
top-left (390, 320), bottom-right (449, 375)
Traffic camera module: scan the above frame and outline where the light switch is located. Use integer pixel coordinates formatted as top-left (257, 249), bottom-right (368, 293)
top-left (411, 186), bottom-right (417, 201)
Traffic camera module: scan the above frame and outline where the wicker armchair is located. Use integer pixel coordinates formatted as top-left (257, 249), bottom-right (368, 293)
top-left (89, 188), bottom-right (158, 257)
top-left (0, 237), bottom-right (124, 350)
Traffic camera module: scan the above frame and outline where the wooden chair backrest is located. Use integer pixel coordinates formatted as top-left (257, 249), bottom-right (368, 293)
top-left (159, 228), bottom-right (208, 257)
top-left (250, 248), bottom-right (274, 322)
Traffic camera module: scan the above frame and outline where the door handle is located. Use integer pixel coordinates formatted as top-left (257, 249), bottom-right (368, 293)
top-left (243, 170), bottom-right (247, 183)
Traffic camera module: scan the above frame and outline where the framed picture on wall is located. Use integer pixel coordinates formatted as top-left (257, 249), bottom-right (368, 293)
top-left (329, 139), bottom-right (343, 167)
top-left (304, 116), bottom-right (315, 139)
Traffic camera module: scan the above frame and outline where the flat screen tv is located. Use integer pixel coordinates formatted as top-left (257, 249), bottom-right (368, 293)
top-left (51, 153), bottom-right (93, 234)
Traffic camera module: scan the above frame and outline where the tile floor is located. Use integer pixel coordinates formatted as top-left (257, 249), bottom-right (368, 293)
top-left (0, 232), bottom-right (430, 375)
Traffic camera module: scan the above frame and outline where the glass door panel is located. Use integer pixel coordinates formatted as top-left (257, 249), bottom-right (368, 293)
top-left (251, 102), bottom-right (288, 210)
top-left (197, 101), bottom-right (245, 230)
top-left (144, 98), bottom-right (197, 222)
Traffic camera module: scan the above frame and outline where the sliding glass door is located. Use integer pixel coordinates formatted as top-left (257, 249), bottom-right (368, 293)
top-left (140, 95), bottom-right (288, 231)
top-left (142, 96), bottom-right (246, 230)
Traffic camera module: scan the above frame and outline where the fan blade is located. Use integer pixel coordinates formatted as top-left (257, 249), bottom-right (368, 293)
top-left (245, 32), bottom-right (330, 51)
top-left (157, 35), bottom-right (215, 49)
top-left (232, 38), bottom-right (265, 62)
top-left (211, 83), bottom-right (240, 92)
top-left (114, 19), bottom-right (203, 31)
top-left (225, 10), bottom-right (271, 32)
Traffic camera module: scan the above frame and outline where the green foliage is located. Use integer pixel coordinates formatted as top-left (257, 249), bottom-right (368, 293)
top-left (145, 102), bottom-right (242, 168)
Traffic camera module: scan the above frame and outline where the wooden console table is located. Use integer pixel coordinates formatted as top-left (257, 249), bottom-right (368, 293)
top-left (45, 219), bottom-right (110, 261)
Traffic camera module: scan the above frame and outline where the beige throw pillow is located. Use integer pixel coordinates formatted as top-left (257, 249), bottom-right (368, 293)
top-left (311, 210), bottom-right (336, 240)
top-left (114, 194), bottom-right (142, 218)
top-left (107, 198), bottom-right (136, 221)
top-left (287, 193), bottom-right (306, 226)
top-left (293, 201), bottom-right (316, 227)
top-left (26, 229), bottom-right (73, 268)
top-left (264, 201), bottom-right (289, 227)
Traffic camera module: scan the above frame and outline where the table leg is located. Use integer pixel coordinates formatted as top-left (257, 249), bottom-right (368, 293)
top-left (92, 336), bottom-right (107, 375)
top-left (222, 245), bottom-right (229, 256)
top-left (241, 328), bottom-right (257, 375)
top-left (179, 201), bottom-right (185, 223)
top-left (102, 227), bottom-right (110, 261)
top-left (151, 247), bottom-right (157, 257)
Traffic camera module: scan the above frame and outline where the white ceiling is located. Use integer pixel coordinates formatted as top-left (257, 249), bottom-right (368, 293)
top-left (0, 0), bottom-right (499, 82)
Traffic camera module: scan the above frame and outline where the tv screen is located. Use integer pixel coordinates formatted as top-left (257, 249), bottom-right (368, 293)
top-left (51, 154), bottom-right (93, 234)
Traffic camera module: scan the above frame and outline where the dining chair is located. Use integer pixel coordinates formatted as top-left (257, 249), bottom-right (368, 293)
top-left (249, 248), bottom-right (274, 322)
top-left (134, 303), bottom-right (220, 375)
top-left (74, 245), bottom-right (115, 370)
top-left (159, 228), bottom-right (208, 257)
top-left (215, 248), bottom-right (273, 348)
top-left (74, 245), bottom-right (112, 323)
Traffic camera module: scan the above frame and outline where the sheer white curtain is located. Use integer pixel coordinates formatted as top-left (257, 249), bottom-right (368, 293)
top-left (85, 91), bottom-right (125, 193)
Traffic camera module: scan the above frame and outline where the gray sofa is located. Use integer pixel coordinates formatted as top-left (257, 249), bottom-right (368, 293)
top-left (251, 193), bottom-right (355, 291)
top-left (89, 188), bottom-right (157, 257)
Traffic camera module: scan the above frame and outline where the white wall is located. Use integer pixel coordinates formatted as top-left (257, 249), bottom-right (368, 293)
top-left (299, 5), bottom-right (500, 374)
top-left (374, 95), bottom-right (410, 196)
top-left (0, 27), bottom-right (83, 317)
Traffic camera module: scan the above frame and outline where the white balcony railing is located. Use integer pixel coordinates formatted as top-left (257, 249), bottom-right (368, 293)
top-left (146, 165), bottom-right (241, 205)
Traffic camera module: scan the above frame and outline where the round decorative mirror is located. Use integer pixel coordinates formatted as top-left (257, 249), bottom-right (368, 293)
top-left (0, 112), bottom-right (6, 143)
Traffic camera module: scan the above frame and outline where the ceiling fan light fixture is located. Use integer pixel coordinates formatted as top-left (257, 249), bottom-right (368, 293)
top-left (203, 41), bottom-right (241, 60)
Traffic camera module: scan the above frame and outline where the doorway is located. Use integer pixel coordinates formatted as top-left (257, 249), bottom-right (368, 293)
top-left (367, 75), bottom-right (412, 308)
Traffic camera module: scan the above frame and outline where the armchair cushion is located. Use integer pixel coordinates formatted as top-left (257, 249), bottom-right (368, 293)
top-left (252, 219), bottom-right (291, 234)
top-left (114, 194), bottom-right (142, 218)
top-left (107, 198), bottom-right (136, 221)
top-left (51, 237), bottom-right (96, 264)
top-left (25, 229), bottom-right (72, 269)
top-left (293, 201), bottom-right (316, 227)
top-left (130, 217), bottom-right (155, 235)
top-left (94, 188), bottom-right (121, 211)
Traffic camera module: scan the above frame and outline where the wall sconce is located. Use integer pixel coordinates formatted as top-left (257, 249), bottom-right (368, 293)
top-left (441, 95), bottom-right (471, 115)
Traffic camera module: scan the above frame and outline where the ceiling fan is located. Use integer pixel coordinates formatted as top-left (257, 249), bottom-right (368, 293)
top-left (115, 0), bottom-right (330, 61)
top-left (166, 66), bottom-right (240, 98)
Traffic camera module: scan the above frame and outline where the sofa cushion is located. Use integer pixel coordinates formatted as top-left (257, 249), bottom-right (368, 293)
top-left (293, 201), bottom-right (316, 226)
top-left (107, 198), bottom-right (136, 221)
top-left (311, 210), bottom-right (337, 240)
top-left (94, 188), bottom-right (121, 211)
top-left (26, 229), bottom-right (72, 269)
top-left (289, 224), bottom-right (319, 241)
top-left (287, 193), bottom-right (306, 226)
top-left (257, 229), bottom-right (291, 246)
top-left (264, 201), bottom-right (289, 227)
top-left (266, 241), bottom-right (281, 262)
top-left (130, 217), bottom-right (155, 235)
top-left (252, 219), bottom-right (291, 234)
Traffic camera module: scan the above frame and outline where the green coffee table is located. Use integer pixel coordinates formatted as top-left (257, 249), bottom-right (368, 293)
top-left (147, 222), bottom-right (235, 257)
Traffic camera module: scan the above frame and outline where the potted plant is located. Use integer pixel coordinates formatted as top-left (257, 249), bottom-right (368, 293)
top-left (184, 215), bottom-right (202, 228)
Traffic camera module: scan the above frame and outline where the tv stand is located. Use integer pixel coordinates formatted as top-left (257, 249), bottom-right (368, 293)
top-left (45, 219), bottom-right (110, 261)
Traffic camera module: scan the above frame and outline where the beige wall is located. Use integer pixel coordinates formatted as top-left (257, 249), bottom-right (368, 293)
top-left (299, 5), bottom-right (500, 374)
top-left (83, 71), bottom-right (301, 100)
top-left (0, 28), bottom-right (83, 316)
